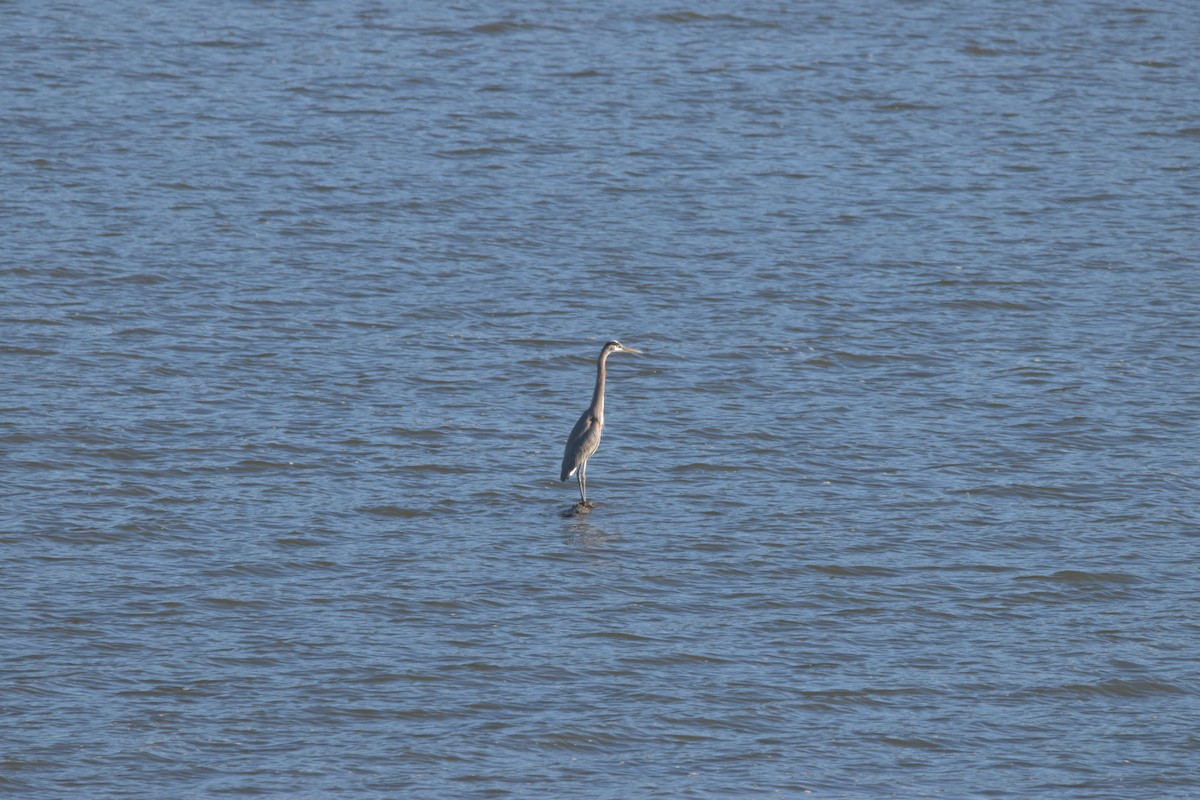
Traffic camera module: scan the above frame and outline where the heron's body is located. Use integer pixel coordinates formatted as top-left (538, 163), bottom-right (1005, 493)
top-left (560, 341), bottom-right (641, 507)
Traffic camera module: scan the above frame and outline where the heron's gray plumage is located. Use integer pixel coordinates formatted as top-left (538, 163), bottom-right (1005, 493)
top-left (560, 411), bottom-right (600, 482)
top-left (559, 340), bottom-right (641, 506)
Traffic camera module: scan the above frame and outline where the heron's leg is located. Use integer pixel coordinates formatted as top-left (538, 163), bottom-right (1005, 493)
top-left (578, 461), bottom-right (588, 505)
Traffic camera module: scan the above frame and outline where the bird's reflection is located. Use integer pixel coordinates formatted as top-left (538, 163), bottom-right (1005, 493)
top-left (564, 513), bottom-right (617, 549)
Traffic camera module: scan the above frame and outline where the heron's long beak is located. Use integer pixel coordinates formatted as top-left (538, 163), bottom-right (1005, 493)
top-left (622, 346), bottom-right (644, 355)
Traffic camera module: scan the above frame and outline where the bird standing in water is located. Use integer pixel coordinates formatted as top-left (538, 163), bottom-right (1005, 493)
top-left (560, 341), bottom-right (643, 510)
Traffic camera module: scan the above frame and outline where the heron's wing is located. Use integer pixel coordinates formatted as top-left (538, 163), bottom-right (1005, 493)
top-left (560, 410), bottom-right (603, 481)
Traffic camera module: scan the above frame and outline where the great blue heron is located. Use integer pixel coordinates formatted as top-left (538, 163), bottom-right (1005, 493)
top-left (560, 340), bottom-right (643, 508)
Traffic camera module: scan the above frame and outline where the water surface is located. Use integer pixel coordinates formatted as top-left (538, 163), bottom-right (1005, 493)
top-left (2, 1), bottom-right (1198, 797)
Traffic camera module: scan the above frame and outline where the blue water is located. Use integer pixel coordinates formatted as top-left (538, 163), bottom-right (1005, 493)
top-left (3, 1), bottom-right (1198, 797)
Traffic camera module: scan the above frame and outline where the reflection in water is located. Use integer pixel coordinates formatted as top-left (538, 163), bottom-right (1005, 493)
top-left (565, 514), bottom-right (618, 550)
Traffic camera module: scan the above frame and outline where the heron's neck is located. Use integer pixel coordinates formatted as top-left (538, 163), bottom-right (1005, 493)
top-left (591, 352), bottom-right (609, 419)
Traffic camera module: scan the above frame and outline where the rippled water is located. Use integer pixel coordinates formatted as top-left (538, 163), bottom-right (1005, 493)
top-left (3, 1), bottom-right (1198, 797)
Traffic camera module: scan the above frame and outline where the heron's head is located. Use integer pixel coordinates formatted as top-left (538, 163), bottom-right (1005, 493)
top-left (604, 340), bottom-right (643, 356)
